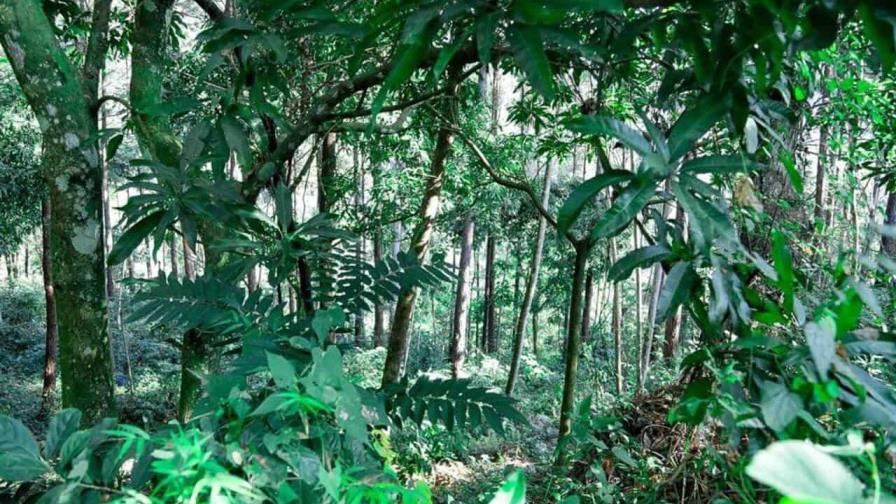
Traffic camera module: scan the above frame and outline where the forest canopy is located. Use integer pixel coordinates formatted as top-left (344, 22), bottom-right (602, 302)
top-left (1, 0), bottom-right (896, 502)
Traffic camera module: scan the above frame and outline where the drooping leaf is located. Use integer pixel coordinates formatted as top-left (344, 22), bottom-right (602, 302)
top-left (654, 261), bottom-right (696, 324)
top-left (0, 415), bottom-right (48, 481)
top-left (667, 94), bottom-right (729, 160)
top-left (45, 409), bottom-right (81, 459)
top-left (760, 381), bottom-right (803, 432)
top-left (680, 155), bottom-right (763, 174)
top-left (806, 318), bottom-right (837, 377)
top-left (772, 230), bottom-right (794, 313)
top-left (590, 178), bottom-right (658, 242)
top-left (507, 23), bottom-right (555, 101)
top-left (608, 245), bottom-right (671, 282)
top-left (108, 210), bottom-right (165, 266)
top-left (746, 441), bottom-right (864, 504)
top-left (556, 170), bottom-right (633, 235)
top-left (566, 115), bottom-right (652, 156)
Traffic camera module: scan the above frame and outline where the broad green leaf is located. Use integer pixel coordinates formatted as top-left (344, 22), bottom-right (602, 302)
top-left (772, 230), bottom-right (794, 313)
top-left (433, 26), bottom-right (474, 80)
top-left (106, 134), bottom-right (124, 160)
top-left (266, 351), bottom-right (297, 389)
top-left (654, 262), bottom-right (696, 324)
top-left (489, 469), bottom-right (526, 504)
top-left (220, 115), bottom-right (251, 169)
top-left (370, 20), bottom-right (437, 119)
top-left (746, 441), bottom-right (864, 504)
top-left (0, 415), bottom-right (48, 481)
top-left (859, 3), bottom-right (895, 74)
top-left (667, 94), bottom-right (728, 160)
top-left (475, 13), bottom-right (499, 67)
top-left (556, 170), bottom-right (633, 235)
top-left (760, 381), bottom-right (802, 432)
top-left (608, 245), bottom-right (670, 282)
top-left (507, 23), bottom-right (555, 101)
top-left (681, 155), bottom-right (763, 174)
top-left (566, 115), bottom-right (652, 156)
top-left (806, 318), bottom-right (837, 377)
top-left (45, 409), bottom-right (81, 459)
top-left (108, 210), bottom-right (165, 266)
top-left (590, 178), bottom-right (657, 241)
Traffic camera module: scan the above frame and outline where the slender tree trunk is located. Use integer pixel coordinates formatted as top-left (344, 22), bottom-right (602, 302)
top-left (483, 234), bottom-right (498, 353)
top-left (382, 65), bottom-right (461, 386)
top-left (373, 229), bottom-right (385, 346)
top-left (557, 242), bottom-right (589, 464)
top-left (642, 264), bottom-right (663, 385)
top-left (634, 228), bottom-right (644, 392)
top-left (884, 192), bottom-right (896, 257)
top-left (450, 218), bottom-right (475, 378)
top-left (40, 199), bottom-right (59, 410)
top-left (610, 239), bottom-right (623, 394)
top-left (581, 271), bottom-right (594, 344)
top-left (169, 234), bottom-right (179, 278)
top-left (506, 161), bottom-right (553, 394)
top-left (182, 236), bottom-right (196, 280)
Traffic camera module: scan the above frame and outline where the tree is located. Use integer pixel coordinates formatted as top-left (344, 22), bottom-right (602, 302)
top-left (0, 0), bottom-right (116, 422)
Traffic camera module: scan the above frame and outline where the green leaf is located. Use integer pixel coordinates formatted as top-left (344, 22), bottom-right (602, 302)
top-left (507, 23), bottom-right (555, 101)
top-left (608, 245), bottom-right (671, 282)
top-left (566, 115), bottom-right (652, 156)
top-left (106, 134), bottom-right (124, 160)
top-left (746, 441), bottom-right (864, 504)
top-left (760, 381), bottom-right (802, 432)
top-left (489, 469), bottom-right (526, 504)
top-left (370, 21), bottom-right (437, 120)
top-left (556, 170), bottom-right (633, 235)
top-left (590, 178), bottom-right (657, 241)
top-left (433, 26), bottom-right (474, 80)
top-left (475, 13), bottom-right (499, 67)
top-left (266, 351), bottom-right (297, 389)
top-left (108, 210), bottom-right (165, 266)
top-left (667, 94), bottom-right (728, 160)
top-left (654, 262), bottom-right (696, 324)
top-left (772, 230), bottom-right (794, 313)
top-left (859, 2), bottom-right (895, 74)
top-left (680, 155), bottom-right (763, 174)
top-left (0, 415), bottom-right (48, 481)
top-left (220, 116), bottom-right (251, 169)
top-left (806, 318), bottom-right (837, 377)
top-left (781, 151), bottom-right (804, 194)
top-left (45, 409), bottom-right (81, 459)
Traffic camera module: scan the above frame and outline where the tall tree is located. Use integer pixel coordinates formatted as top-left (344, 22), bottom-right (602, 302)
top-left (382, 64), bottom-right (462, 386)
top-left (450, 217), bottom-right (475, 378)
top-left (483, 233), bottom-right (497, 353)
top-left (0, 0), bottom-right (116, 422)
top-left (40, 198), bottom-right (58, 411)
top-left (506, 160), bottom-right (554, 394)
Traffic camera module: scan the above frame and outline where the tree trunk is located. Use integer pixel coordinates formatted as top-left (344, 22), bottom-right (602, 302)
top-left (373, 228), bottom-right (385, 347)
top-left (641, 263), bottom-right (663, 385)
top-left (557, 242), bottom-right (589, 464)
top-left (169, 233), bottom-right (179, 278)
top-left (40, 198), bottom-right (59, 410)
top-left (483, 233), bottom-right (498, 353)
top-left (382, 65), bottom-right (460, 386)
top-left (1, 1), bottom-right (116, 422)
top-left (634, 228), bottom-right (644, 393)
top-left (581, 270), bottom-right (594, 344)
top-left (883, 192), bottom-right (896, 258)
top-left (182, 235), bottom-right (196, 281)
top-left (450, 218), bottom-right (475, 378)
top-left (506, 161), bottom-right (553, 394)
top-left (610, 239), bottom-right (624, 394)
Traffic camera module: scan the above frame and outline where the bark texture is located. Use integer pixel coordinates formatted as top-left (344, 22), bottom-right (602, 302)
top-left (450, 218), bottom-right (475, 378)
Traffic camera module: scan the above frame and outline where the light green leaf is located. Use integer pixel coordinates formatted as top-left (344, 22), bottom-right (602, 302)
top-left (746, 440), bottom-right (864, 504)
top-left (489, 469), bottom-right (526, 504)
top-left (772, 230), bottom-right (794, 313)
top-left (806, 318), bottom-right (837, 377)
top-left (566, 115), bottom-right (652, 156)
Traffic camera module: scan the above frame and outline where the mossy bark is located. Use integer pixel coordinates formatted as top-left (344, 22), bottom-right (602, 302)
top-left (0, 0), bottom-right (115, 422)
top-left (556, 242), bottom-right (588, 464)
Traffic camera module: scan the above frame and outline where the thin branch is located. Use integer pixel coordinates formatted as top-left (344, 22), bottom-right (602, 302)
top-left (193, 0), bottom-right (225, 20)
